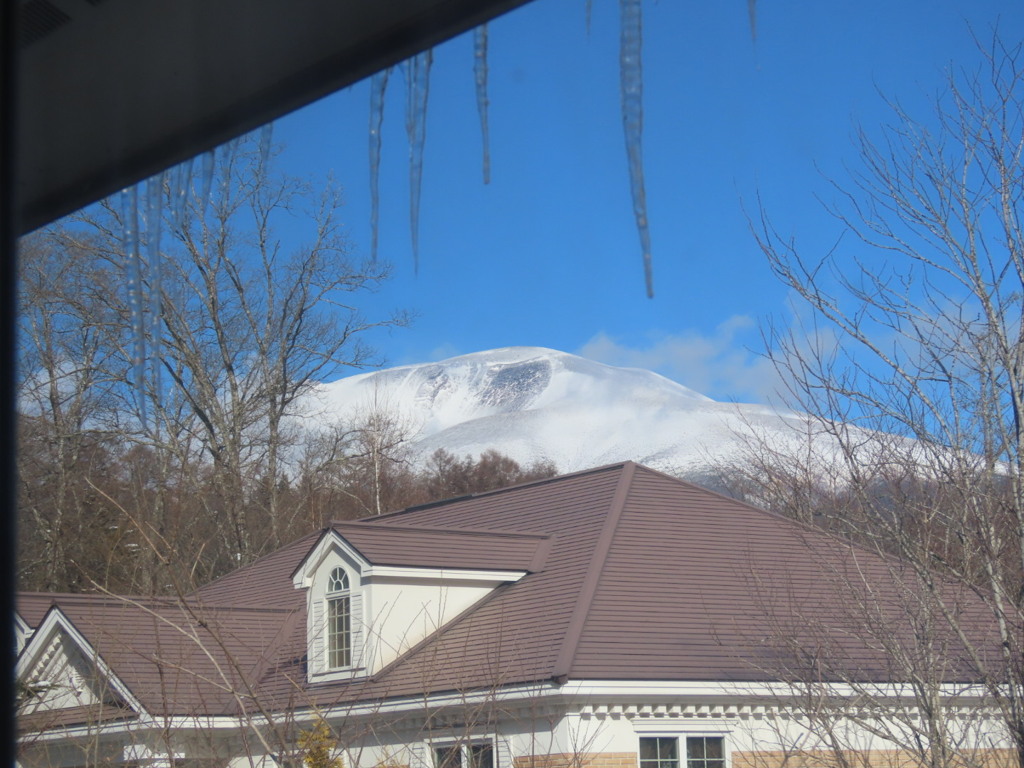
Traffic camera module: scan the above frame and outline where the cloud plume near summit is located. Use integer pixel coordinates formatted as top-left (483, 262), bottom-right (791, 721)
top-left (578, 319), bottom-right (781, 405)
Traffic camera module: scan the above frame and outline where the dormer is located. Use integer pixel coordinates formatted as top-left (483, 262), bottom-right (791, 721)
top-left (292, 522), bottom-right (551, 683)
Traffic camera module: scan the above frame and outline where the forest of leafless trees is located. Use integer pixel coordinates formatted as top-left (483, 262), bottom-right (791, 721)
top-left (15, 141), bottom-right (554, 596)
top-left (709, 34), bottom-right (1024, 768)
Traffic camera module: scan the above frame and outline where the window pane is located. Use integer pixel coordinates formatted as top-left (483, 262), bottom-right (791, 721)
top-left (328, 567), bottom-right (349, 593)
top-left (435, 747), bottom-right (462, 768)
top-left (639, 739), bottom-right (659, 762)
top-left (470, 744), bottom-right (494, 768)
top-left (661, 740), bottom-right (678, 761)
top-left (639, 738), bottom-right (678, 768)
top-left (327, 595), bottom-right (351, 668)
top-left (687, 739), bottom-right (705, 761)
top-left (686, 738), bottom-right (724, 768)
top-left (703, 740), bottom-right (723, 761)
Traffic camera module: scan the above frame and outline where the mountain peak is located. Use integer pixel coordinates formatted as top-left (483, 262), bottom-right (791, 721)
top-left (306, 347), bottom-right (806, 474)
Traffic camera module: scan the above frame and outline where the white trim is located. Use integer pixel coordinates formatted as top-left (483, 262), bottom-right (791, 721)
top-left (294, 531), bottom-right (528, 589)
top-left (14, 612), bottom-right (33, 655)
top-left (633, 724), bottom-right (734, 735)
top-left (23, 676), bottom-right (1008, 753)
top-left (558, 680), bottom-right (994, 700)
top-left (294, 531), bottom-right (371, 589)
top-left (155, 680), bottom-right (565, 731)
top-left (364, 565), bottom-right (527, 583)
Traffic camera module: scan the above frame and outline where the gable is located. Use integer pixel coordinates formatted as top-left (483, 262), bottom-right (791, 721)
top-left (17, 599), bottom-right (302, 720)
top-left (14, 612), bottom-right (32, 656)
top-left (17, 611), bottom-right (139, 730)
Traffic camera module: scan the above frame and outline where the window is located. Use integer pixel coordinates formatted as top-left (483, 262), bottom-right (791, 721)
top-left (639, 738), bottom-right (678, 768)
top-left (326, 567), bottom-right (351, 669)
top-left (434, 743), bottom-right (494, 768)
top-left (639, 737), bottom-right (724, 768)
top-left (686, 738), bottom-right (725, 768)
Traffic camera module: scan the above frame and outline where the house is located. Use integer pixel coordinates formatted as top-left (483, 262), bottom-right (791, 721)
top-left (15, 462), bottom-right (1015, 768)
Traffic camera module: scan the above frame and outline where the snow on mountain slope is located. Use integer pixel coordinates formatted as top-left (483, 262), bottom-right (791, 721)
top-left (300, 346), bottom-right (824, 474)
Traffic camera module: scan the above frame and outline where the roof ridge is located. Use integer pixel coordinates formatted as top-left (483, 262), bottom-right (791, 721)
top-left (550, 461), bottom-right (637, 682)
top-left (178, 603), bottom-right (299, 615)
top-left (17, 591), bottom-right (179, 602)
top-left (191, 530), bottom-right (321, 598)
top-left (628, 463), bottom-right (918, 569)
top-left (371, 462), bottom-right (633, 521)
top-left (332, 520), bottom-right (551, 541)
top-left (238, 608), bottom-right (309, 713)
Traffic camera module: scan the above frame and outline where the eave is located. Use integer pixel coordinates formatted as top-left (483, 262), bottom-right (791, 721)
top-left (14, 0), bottom-right (537, 234)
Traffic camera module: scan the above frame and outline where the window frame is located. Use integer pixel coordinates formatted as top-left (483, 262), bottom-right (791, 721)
top-left (431, 740), bottom-right (495, 768)
top-left (325, 566), bottom-right (352, 670)
top-left (638, 733), bottom-right (728, 768)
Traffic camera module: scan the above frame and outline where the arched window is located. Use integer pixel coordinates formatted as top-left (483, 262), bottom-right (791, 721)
top-left (326, 567), bottom-right (351, 668)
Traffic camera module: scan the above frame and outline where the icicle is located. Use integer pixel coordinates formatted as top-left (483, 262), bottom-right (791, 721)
top-left (146, 172), bottom-right (165, 412)
top-left (619, 0), bottom-right (654, 298)
top-left (586, 0), bottom-right (593, 35)
top-left (259, 123), bottom-right (274, 169)
top-left (170, 157), bottom-right (192, 231)
top-left (146, 172), bottom-right (164, 267)
top-left (747, 0), bottom-right (757, 41)
top-left (369, 68), bottom-right (391, 262)
top-left (221, 138), bottom-right (239, 198)
top-left (473, 24), bottom-right (491, 185)
top-left (199, 148), bottom-right (216, 221)
top-left (402, 49), bottom-right (433, 271)
top-left (121, 185), bottom-right (148, 426)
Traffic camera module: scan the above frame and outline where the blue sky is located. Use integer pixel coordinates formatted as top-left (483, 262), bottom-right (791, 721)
top-left (268, 0), bottom-right (1023, 403)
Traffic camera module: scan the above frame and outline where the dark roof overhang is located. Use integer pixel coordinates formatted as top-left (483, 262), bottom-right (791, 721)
top-left (14, 0), bottom-right (536, 234)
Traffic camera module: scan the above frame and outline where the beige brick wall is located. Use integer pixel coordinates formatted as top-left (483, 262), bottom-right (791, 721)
top-left (514, 752), bottom-right (639, 768)
top-left (731, 749), bottom-right (1016, 768)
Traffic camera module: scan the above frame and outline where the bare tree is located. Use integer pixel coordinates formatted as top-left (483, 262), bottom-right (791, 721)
top-left (419, 448), bottom-right (557, 502)
top-left (15, 232), bottom-right (137, 591)
top-left (746, 32), bottom-right (1024, 768)
top-left (17, 139), bottom-right (406, 591)
top-left (295, 397), bottom-right (419, 524)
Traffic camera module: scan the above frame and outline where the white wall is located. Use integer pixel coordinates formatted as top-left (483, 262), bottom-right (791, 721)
top-left (363, 576), bottom-right (496, 673)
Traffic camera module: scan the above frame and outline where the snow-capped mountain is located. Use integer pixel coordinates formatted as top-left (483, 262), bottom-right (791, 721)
top-left (301, 346), bottom-right (822, 476)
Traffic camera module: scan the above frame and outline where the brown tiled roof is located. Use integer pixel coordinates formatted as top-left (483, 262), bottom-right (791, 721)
top-left (287, 463), bottom-right (994, 704)
top-left (18, 592), bottom-right (79, 629)
top-left (18, 462), bottom-right (1000, 723)
top-left (321, 522), bottom-right (552, 572)
top-left (20, 595), bottom-right (303, 717)
top-left (194, 531), bottom-right (321, 608)
top-left (17, 702), bottom-right (137, 732)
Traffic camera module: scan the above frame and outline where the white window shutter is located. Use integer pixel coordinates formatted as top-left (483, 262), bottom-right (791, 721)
top-left (310, 599), bottom-right (325, 674)
top-left (350, 592), bottom-right (364, 668)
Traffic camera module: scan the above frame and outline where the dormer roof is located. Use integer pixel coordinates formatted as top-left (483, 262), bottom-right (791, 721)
top-left (292, 521), bottom-right (551, 582)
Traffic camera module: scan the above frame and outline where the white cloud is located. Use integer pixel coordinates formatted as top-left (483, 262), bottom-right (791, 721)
top-left (577, 318), bottom-right (784, 404)
top-left (427, 342), bottom-right (462, 362)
